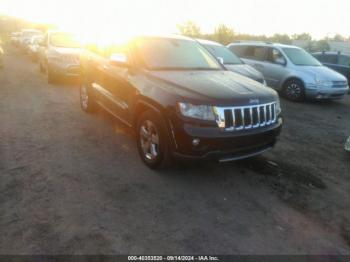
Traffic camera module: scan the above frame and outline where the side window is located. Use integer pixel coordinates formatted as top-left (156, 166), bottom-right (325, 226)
top-left (268, 48), bottom-right (286, 65)
top-left (338, 55), bottom-right (350, 67)
top-left (229, 45), bottom-right (246, 57)
top-left (243, 46), bottom-right (268, 61)
top-left (321, 54), bottom-right (337, 64)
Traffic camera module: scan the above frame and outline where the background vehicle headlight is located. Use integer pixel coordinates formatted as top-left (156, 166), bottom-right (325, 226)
top-left (178, 102), bottom-right (215, 121)
top-left (275, 96), bottom-right (282, 115)
top-left (315, 77), bottom-right (332, 87)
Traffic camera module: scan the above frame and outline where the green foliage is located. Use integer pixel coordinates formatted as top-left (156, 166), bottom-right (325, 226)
top-left (292, 33), bottom-right (312, 41)
top-left (176, 21), bottom-right (202, 38)
top-left (212, 24), bottom-right (235, 45)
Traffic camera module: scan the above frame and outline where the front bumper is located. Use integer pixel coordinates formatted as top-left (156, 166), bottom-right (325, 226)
top-left (49, 61), bottom-right (80, 77)
top-left (305, 85), bottom-right (349, 100)
top-left (170, 117), bottom-right (283, 162)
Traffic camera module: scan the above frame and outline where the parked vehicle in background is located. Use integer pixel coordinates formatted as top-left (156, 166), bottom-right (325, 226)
top-left (0, 42), bottom-right (3, 68)
top-left (313, 51), bottom-right (350, 83)
top-left (38, 30), bottom-right (81, 84)
top-left (28, 35), bottom-right (44, 61)
top-left (197, 39), bottom-right (266, 85)
top-left (228, 42), bottom-right (349, 101)
top-left (18, 29), bottom-right (42, 49)
top-left (80, 35), bottom-right (282, 169)
top-left (346, 136), bottom-right (350, 152)
top-left (10, 32), bottom-right (22, 45)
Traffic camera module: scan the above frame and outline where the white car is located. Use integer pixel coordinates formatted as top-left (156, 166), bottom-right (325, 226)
top-left (38, 30), bottom-right (81, 83)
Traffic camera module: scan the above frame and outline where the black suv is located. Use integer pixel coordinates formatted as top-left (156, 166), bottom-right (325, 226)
top-left (80, 35), bottom-right (282, 169)
top-left (313, 51), bottom-right (350, 83)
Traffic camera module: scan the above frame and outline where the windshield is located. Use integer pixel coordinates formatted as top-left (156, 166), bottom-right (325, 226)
top-left (283, 48), bottom-right (322, 66)
top-left (50, 33), bottom-right (81, 48)
top-left (203, 44), bottom-right (243, 65)
top-left (135, 37), bottom-right (222, 70)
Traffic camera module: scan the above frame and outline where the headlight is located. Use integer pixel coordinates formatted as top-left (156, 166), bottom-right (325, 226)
top-left (178, 102), bottom-right (216, 121)
top-left (315, 77), bottom-right (332, 87)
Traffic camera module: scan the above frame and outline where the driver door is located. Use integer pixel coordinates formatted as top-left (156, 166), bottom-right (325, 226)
top-left (263, 47), bottom-right (288, 89)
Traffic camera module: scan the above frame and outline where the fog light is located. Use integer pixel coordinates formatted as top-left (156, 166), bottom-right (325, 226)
top-left (192, 138), bottom-right (200, 146)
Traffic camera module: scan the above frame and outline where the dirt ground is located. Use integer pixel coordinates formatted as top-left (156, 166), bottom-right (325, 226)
top-left (1, 45), bottom-right (350, 255)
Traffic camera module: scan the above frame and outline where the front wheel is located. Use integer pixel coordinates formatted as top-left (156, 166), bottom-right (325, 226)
top-left (80, 81), bottom-right (96, 113)
top-left (282, 79), bottom-right (305, 102)
top-left (136, 110), bottom-right (171, 169)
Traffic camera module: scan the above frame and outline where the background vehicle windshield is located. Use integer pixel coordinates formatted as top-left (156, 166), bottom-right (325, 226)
top-left (283, 48), bottom-right (322, 66)
top-left (203, 44), bottom-right (243, 65)
top-left (50, 33), bottom-right (81, 48)
top-left (135, 37), bottom-right (222, 70)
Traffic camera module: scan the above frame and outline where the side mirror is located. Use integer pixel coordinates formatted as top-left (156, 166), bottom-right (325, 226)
top-left (217, 57), bottom-right (224, 65)
top-left (110, 53), bottom-right (128, 67)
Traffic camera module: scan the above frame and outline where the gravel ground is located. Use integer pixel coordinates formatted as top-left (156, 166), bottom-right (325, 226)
top-left (0, 45), bottom-right (350, 255)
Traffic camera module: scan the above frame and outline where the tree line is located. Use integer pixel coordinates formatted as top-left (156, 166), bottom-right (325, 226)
top-left (177, 21), bottom-right (350, 52)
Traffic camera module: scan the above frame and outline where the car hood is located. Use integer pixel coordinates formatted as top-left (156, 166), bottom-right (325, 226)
top-left (146, 70), bottom-right (277, 106)
top-left (50, 47), bottom-right (82, 55)
top-left (224, 64), bottom-right (264, 83)
top-left (296, 65), bottom-right (347, 82)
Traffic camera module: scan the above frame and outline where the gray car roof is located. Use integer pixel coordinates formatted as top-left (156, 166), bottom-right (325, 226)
top-left (228, 41), bottom-right (301, 49)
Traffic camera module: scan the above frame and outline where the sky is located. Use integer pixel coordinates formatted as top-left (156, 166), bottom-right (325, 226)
top-left (0, 0), bottom-right (349, 39)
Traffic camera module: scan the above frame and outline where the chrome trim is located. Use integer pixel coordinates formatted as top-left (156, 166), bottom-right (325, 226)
top-left (214, 102), bottom-right (277, 132)
top-left (219, 147), bottom-right (273, 162)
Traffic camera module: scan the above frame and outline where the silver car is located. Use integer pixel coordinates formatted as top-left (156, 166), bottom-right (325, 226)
top-left (228, 42), bottom-right (349, 101)
top-left (38, 30), bottom-right (81, 84)
top-left (197, 39), bottom-right (266, 85)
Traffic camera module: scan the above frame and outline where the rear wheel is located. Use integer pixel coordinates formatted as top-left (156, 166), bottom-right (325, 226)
top-left (282, 79), bottom-right (305, 102)
top-left (136, 110), bottom-right (171, 169)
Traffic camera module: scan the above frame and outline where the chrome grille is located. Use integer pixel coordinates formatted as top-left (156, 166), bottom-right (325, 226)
top-left (332, 81), bottom-right (348, 88)
top-left (214, 102), bottom-right (277, 131)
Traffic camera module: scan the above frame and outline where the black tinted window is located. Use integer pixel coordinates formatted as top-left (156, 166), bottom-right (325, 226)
top-left (242, 46), bottom-right (268, 61)
top-left (229, 45), bottom-right (246, 56)
top-left (319, 54), bottom-right (338, 64)
top-left (338, 55), bottom-right (350, 67)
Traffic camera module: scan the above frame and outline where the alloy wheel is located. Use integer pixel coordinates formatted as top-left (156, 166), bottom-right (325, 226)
top-left (139, 120), bottom-right (160, 161)
top-left (285, 81), bottom-right (302, 100)
top-left (80, 84), bottom-right (89, 110)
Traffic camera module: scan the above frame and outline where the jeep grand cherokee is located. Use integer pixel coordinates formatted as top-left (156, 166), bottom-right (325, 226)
top-left (80, 35), bottom-right (282, 169)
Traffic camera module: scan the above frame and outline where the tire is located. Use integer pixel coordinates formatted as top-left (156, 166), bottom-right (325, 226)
top-left (136, 110), bottom-right (171, 169)
top-left (282, 79), bottom-right (305, 102)
top-left (47, 67), bottom-right (58, 84)
top-left (80, 80), bottom-right (96, 113)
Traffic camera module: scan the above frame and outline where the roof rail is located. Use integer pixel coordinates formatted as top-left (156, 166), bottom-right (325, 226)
top-left (232, 40), bottom-right (274, 44)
